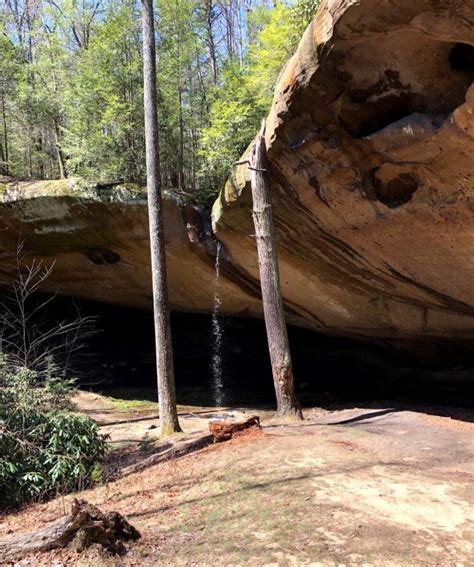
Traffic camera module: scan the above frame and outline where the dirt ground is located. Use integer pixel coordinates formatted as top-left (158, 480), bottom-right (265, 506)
top-left (1, 391), bottom-right (473, 566)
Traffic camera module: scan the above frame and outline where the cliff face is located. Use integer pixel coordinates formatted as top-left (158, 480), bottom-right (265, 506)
top-left (1, 0), bottom-right (474, 344)
top-left (213, 0), bottom-right (474, 340)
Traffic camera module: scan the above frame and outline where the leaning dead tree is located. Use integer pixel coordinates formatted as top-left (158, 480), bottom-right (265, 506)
top-left (141, 0), bottom-right (181, 435)
top-left (239, 120), bottom-right (302, 418)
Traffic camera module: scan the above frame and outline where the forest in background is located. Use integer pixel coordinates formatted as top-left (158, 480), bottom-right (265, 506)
top-left (0, 0), bottom-right (317, 203)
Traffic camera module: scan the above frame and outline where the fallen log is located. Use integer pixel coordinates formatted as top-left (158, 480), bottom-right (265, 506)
top-left (121, 432), bottom-right (214, 476)
top-left (121, 416), bottom-right (262, 476)
top-left (209, 415), bottom-right (261, 442)
top-left (0, 499), bottom-right (140, 562)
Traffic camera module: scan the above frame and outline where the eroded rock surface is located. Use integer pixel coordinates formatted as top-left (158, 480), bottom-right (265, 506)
top-left (1, 0), bottom-right (474, 344)
top-left (0, 178), bottom-right (261, 315)
top-left (213, 0), bottom-right (474, 340)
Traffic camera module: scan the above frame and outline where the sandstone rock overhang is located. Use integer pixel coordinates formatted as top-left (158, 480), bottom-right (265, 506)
top-left (1, 0), bottom-right (474, 345)
top-left (212, 0), bottom-right (474, 341)
top-left (0, 178), bottom-right (262, 317)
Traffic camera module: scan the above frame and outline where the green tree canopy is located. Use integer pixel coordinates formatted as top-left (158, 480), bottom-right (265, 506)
top-left (0, 0), bottom-right (319, 202)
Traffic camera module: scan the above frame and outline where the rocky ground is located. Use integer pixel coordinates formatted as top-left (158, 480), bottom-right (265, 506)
top-left (1, 390), bottom-right (472, 566)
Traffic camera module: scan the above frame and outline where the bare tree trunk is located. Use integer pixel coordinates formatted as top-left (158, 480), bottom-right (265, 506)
top-left (53, 121), bottom-right (67, 179)
top-left (204, 0), bottom-right (218, 84)
top-left (178, 85), bottom-right (185, 191)
top-left (27, 138), bottom-right (33, 178)
top-left (0, 142), bottom-right (5, 175)
top-left (249, 120), bottom-right (302, 419)
top-left (1, 94), bottom-right (9, 175)
top-left (141, 0), bottom-right (182, 436)
top-left (188, 74), bottom-right (197, 193)
top-left (36, 133), bottom-right (44, 179)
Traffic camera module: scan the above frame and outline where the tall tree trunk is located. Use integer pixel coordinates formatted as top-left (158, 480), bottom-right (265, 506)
top-left (250, 120), bottom-right (302, 419)
top-left (27, 139), bottom-right (33, 178)
top-left (0, 143), bottom-right (5, 176)
top-left (141, 0), bottom-right (181, 436)
top-left (1, 95), bottom-right (9, 175)
top-left (178, 85), bottom-right (185, 191)
top-left (53, 121), bottom-right (67, 179)
top-left (36, 133), bottom-right (44, 179)
top-left (224, 7), bottom-right (234, 59)
top-left (188, 75), bottom-right (197, 194)
top-left (204, 0), bottom-right (218, 84)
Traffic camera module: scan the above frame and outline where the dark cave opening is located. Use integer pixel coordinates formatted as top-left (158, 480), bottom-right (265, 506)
top-left (64, 299), bottom-right (474, 416)
top-left (347, 92), bottom-right (422, 139)
top-left (449, 43), bottom-right (474, 71)
top-left (341, 41), bottom-right (474, 139)
top-left (1, 285), bottom-right (472, 416)
top-left (373, 171), bottom-right (419, 208)
top-left (340, 68), bottom-right (427, 138)
top-left (1, 286), bottom-right (473, 418)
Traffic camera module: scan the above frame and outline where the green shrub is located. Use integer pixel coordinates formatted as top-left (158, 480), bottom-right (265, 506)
top-left (0, 355), bottom-right (107, 511)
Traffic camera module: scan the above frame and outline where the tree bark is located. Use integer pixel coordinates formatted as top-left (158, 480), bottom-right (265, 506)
top-left (178, 85), bottom-right (185, 191)
top-left (36, 133), bottom-right (44, 179)
top-left (54, 120), bottom-right (67, 179)
top-left (250, 120), bottom-right (302, 419)
top-left (204, 0), bottom-right (218, 84)
top-left (1, 94), bottom-right (9, 175)
top-left (0, 142), bottom-right (4, 175)
top-left (141, 0), bottom-right (181, 436)
top-left (209, 416), bottom-right (261, 442)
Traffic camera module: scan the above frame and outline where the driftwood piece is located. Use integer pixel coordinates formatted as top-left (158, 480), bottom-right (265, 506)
top-left (0, 499), bottom-right (140, 562)
top-left (209, 416), bottom-right (261, 442)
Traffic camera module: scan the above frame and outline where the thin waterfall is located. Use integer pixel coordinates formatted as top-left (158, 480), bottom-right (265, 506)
top-left (211, 242), bottom-right (225, 407)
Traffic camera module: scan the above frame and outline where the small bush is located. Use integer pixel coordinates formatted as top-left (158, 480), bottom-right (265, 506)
top-left (0, 355), bottom-right (107, 511)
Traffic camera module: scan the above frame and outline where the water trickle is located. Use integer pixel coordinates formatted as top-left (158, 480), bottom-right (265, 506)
top-left (211, 242), bottom-right (225, 407)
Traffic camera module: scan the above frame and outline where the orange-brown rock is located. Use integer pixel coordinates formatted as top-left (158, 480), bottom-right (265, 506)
top-left (0, 179), bottom-right (261, 316)
top-left (213, 0), bottom-right (474, 341)
top-left (2, 0), bottom-right (474, 344)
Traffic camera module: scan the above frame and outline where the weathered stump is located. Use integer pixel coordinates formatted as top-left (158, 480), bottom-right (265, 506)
top-left (209, 416), bottom-right (261, 442)
top-left (0, 499), bottom-right (140, 562)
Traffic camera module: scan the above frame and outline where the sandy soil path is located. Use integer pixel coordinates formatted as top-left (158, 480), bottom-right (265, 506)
top-left (2, 393), bottom-right (473, 566)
